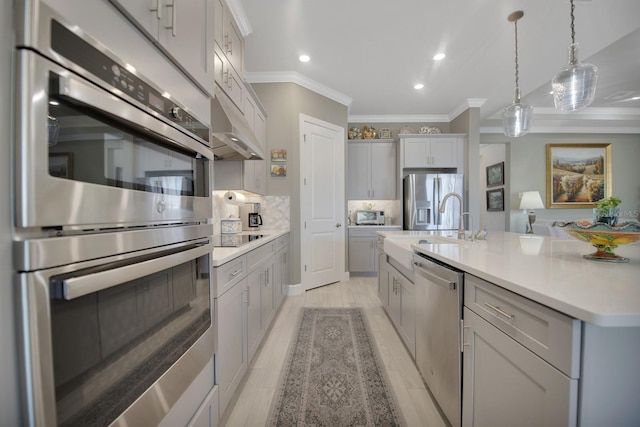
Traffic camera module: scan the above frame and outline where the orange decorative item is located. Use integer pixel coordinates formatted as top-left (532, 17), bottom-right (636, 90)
top-left (553, 221), bottom-right (640, 263)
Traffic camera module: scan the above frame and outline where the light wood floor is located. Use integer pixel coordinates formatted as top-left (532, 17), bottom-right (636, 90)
top-left (219, 276), bottom-right (448, 427)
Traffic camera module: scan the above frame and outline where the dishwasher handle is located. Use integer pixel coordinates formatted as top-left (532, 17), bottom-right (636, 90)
top-left (413, 260), bottom-right (457, 291)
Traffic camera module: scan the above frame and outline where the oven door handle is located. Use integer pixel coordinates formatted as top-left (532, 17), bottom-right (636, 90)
top-left (51, 73), bottom-right (211, 159)
top-left (57, 243), bottom-right (212, 300)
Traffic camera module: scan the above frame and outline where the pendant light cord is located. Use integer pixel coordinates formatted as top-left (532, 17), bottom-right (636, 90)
top-left (570, 0), bottom-right (576, 44)
top-left (514, 19), bottom-right (520, 90)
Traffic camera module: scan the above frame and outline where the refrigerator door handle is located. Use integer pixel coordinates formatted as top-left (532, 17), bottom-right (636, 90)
top-left (434, 177), bottom-right (441, 226)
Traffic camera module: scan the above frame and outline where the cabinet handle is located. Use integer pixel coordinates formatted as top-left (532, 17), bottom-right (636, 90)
top-left (226, 37), bottom-right (233, 55)
top-left (371, 189), bottom-right (375, 198)
top-left (484, 302), bottom-right (514, 320)
top-left (150, 0), bottom-right (162, 19)
top-left (243, 288), bottom-right (249, 305)
top-left (461, 319), bottom-right (470, 351)
top-left (230, 268), bottom-right (243, 277)
top-left (165, 0), bottom-right (177, 37)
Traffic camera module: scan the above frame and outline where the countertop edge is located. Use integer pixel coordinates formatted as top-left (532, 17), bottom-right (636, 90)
top-left (211, 230), bottom-right (289, 266)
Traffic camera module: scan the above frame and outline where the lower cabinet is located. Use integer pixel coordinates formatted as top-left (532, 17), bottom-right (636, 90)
top-left (348, 228), bottom-right (378, 273)
top-left (462, 274), bottom-right (580, 427)
top-left (384, 261), bottom-right (416, 358)
top-left (377, 238), bottom-right (389, 307)
top-left (213, 233), bottom-right (289, 418)
top-left (188, 386), bottom-right (220, 427)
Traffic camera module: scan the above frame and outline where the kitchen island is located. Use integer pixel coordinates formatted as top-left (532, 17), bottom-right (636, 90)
top-left (379, 230), bottom-right (640, 427)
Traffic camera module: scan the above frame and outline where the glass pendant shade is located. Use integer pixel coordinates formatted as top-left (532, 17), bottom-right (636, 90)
top-left (503, 90), bottom-right (533, 138)
top-left (552, 43), bottom-right (599, 111)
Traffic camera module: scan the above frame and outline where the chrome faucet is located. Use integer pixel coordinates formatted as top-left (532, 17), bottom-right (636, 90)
top-left (439, 192), bottom-right (465, 239)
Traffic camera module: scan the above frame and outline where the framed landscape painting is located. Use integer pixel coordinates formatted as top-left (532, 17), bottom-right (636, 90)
top-left (486, 188), bottom-right (504, 211)
top-left (546, 143), bottom-right (612, 209)
top-left (486, 162), bottom-right (504, 187)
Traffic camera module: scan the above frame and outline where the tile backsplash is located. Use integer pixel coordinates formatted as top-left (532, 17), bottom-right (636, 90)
top-left (213, 191), bottom-right (290, 234)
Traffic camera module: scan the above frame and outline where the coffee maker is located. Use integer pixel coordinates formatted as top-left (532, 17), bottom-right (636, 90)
top-left (239, 202), bottom-right (263, 230)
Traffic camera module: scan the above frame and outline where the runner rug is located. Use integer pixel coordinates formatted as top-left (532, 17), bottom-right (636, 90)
top-left (268, 307), bottom-right (405, 426)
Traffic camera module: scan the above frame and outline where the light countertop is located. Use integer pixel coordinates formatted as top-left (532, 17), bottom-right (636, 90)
top-left (379, 230), bottom-right (640, 327)
top-left (211, 230), bottom-right (289, 266)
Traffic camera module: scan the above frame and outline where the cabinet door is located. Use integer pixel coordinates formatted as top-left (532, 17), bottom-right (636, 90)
top-left (224, 17), bottom-right (244, 75)
top-left (110, 0), bottom-right (159, 37)
top-left (399, 277), bottom-right (416, 357)
top-left (254, 109), bottom-right (266, 150)
top-left (213, 0), bottom-right (225, 51)
top-left (370, 143), bottom-right (396, 199)
top-left (347, 143), bottom-right (371, 199)
top-left (158, 0), bottom-right (213, 93)
top-left (403, 138), bottom-right (430, 168)
top-left (348, 236), bottom-right (376, 272)
top-left (215, 278), bottom-right (248, 415)
top-left (261, 263), bottom-right (275, 329)
top-left (462, 308), bottom-right (578, 427)
top-left (246, 268), bottom-right (263, 363)
top-left (430, 137), bottom-right (459, 168)
top-left (377, 252), bottom-right (389, 307)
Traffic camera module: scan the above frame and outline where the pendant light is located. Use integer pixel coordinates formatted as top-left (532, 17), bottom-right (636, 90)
top-left (502, 11), bottom-right (532, 138)
top-left (551, 0), bottom-right (598, 111)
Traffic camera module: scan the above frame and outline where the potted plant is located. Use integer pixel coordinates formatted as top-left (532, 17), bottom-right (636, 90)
top-left (593, 196), bottom-right (621, 226)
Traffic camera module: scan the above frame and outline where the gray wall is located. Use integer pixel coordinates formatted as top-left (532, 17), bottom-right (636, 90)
top-left (481, 132), bottom-right (640, 232)
top-left (1, 0), bottom-right (21, 424)
top-left (252, 82), bottom-right (348, 285)
top-left (451, 108), bottom-right (482, 229)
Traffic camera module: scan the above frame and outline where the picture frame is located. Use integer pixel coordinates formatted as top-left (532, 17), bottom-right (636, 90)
top-left (486, 162), bottom-right (504, 187)
top-left (49, 152), bottom-right (73, 179)
top-left (486, 188), bottom-right (504, 211)
top-left (271, 164), bottom-right (287, 177)
top-left (271, 149), bottom-right (287, 162)
top-left (546, 143), bottom-right (612, 209)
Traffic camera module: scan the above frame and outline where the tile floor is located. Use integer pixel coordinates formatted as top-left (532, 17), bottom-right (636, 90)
top-left (219, 276), bottom-right (448, 427)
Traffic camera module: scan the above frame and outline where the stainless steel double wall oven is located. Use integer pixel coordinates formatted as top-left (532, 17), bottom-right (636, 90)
top-left (14, 2), bottom-right (215, 426)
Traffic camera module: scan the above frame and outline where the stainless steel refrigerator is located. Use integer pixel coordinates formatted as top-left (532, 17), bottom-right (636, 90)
top-left (403, 173), bottom-right (464, 230)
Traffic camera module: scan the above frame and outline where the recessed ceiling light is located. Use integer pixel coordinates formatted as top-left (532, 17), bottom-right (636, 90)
top-left (632, 96), bottom-right (640, 100)
top-left (299, 54), bottom-right (310, 63)
top-left (433, 53), bottom-right (446, 61)
top-left (414, 83), bottom-right (424, 90)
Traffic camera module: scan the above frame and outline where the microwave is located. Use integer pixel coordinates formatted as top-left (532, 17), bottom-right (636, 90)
top-left (356, 210), bottom-right (385, 225)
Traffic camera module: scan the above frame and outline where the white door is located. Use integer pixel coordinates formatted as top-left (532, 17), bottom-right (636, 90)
top-left (300, 114), bottom-right (345, 291)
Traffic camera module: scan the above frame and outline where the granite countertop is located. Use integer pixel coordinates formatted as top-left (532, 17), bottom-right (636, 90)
top-left (379, 230), bottom-right (640, 327)
top-left (211, 229), bottom-right (289, 266)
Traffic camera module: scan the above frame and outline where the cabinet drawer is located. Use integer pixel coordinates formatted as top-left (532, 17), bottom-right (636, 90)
top-left (247, 242), bottom-right (274, 271)
top-left (213, 255), bottom-right (247, 298)
top-left (464, 274), bottom-right (581, 378)
top-left (348, 228), bottom-right (378, 238)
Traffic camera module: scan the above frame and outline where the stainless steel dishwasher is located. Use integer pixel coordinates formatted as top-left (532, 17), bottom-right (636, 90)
top-left (412, 252), bottom-right (464, 427)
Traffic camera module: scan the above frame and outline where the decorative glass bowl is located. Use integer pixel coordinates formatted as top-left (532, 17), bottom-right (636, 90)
top-left (553, 220), bottom-right (640, 263)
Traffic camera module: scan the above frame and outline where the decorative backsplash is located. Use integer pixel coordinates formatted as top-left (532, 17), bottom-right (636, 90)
top-left (213, 191), bottom-right (291, 234)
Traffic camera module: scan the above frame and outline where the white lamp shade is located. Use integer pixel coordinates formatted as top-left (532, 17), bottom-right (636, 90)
top-left (519, 191), bottom-right (544, 209)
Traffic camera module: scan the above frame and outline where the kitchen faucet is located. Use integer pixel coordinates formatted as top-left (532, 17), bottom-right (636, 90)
top-left (439, 192), bottom-right (465, 239)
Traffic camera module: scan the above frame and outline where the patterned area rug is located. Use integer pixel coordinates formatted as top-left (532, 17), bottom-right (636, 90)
top-left (268, 307), bottom-right (405, 426)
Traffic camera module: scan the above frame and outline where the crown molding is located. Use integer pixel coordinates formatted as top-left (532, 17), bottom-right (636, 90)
top-left (480, 125), bottom-right (640, 135)
top-left (448, 98), bottom-right (487, 121)
top-left (245, 71), bottom-right (353, 107)
top-left (347, 115), bottom-right (450, 123)
top-left (226, 0), bottom-right (253, 36)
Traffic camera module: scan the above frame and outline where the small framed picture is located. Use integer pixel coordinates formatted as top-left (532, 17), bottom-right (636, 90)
top-left (271, 149), bottom-right (287, 162)
top-left (271, 164), bottom-right (287, 177)
top-left (486, 188), bottom-right (504, 211)
top-left (49, 152), bottom-right (73, 179)
top-left (486, 162), bottom-right (504, 187)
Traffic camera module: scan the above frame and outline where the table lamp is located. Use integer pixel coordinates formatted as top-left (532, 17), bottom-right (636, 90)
top-left (519, 191), bottom-right (545, 234)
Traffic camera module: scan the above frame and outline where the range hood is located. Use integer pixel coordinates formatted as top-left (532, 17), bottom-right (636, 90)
top-left (211, 86), bottom-right (264, 160)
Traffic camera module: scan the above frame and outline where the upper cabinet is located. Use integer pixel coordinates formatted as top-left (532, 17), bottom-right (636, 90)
top-left (401, 134), bottom-right (465, 170)
top-left (348, 141), bottom-right (396, 200)
top-left (109, 0), bottom-right (215, 96)
top-left (214, 45), bottom-right (244, 109)
top-left (214, 0), bottom-right (244, 77)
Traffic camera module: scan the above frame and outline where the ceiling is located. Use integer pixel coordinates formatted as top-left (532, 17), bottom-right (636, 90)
top-left (233, 0), bottom-right (640, 133)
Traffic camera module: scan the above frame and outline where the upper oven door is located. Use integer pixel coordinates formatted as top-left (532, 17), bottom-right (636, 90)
top-left (15, 49), bottom-right (213, 230)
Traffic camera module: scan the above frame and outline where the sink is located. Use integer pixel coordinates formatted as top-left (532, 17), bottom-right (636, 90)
top-left (384, 235), bottom-right (460, 271)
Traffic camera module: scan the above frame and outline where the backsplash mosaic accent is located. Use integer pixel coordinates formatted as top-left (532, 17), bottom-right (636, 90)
top-left (213, 191), bottom-right (290, 234)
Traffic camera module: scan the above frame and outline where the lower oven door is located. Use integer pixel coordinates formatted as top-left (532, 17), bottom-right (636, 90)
top-left (17, 239), bottom-right (214, 427)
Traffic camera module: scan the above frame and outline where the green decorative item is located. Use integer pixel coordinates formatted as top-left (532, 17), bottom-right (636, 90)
top-left (593, 196), bottom-right (621, 226)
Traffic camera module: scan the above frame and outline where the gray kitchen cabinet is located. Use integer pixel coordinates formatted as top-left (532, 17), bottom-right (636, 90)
top-left (401, 134), bottom-right (464, 169)
top-left (213, 45), bottom-right (244, 110)
top-left (214, 275), bottom-right (248, 416)
top-left (273, 236), bottom-right (289, 308)
top-left (387, 264), bottom-right (416, 357)
top-left (348, 228), bottom-right (378, 273)
top-left (246, 266), bottom-right (263, 363)
top-left (214, 0), bottom-right (244, 76)
top-left (377, 236), bottom-right (389, 308)
top-left (109, 0), bottom-right (214, 96)
top-left (462, 274), bottom-right (580, 427)
top-left (213, 159), bottom-right (265, 195)
top-left (348, 141), bottom-right (396, 200)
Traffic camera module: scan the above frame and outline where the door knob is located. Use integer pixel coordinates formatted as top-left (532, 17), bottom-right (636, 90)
top-left (336, 222), bottom-right (342, 228)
